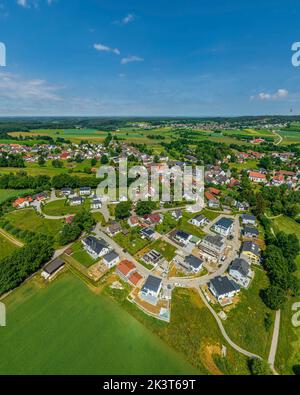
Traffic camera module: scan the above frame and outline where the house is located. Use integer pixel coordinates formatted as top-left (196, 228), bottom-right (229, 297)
top-left (173, 230), bottom-right (192, 246)
top-left (128, 271), bottom-right (143, 286)
top-left (208, 187), bottom-right (221, 196)
top-left (241, 214), bottom-right (256, 226)
top-left (191, 214), bottom-right (208, 227)
top-left (69, 196), bottom-right (83, 206)
top-left (140, 227), bottom-right (156, 240)
top-left (116, 260), bottom-right (136, 281)
top-left (248, 171), bottom-right (266, 183)
top-left (185, 255), bottom-right (203, 273)
top-left (128, 215), bottom-right (139, 227)
top-left (91, 196), bottom-right (102, 209)
top-left (142, 249), bottom-right (162, 265)
top-left (41, 258), bottom-right (65, 280)
top-left (13, 197), bottom-right (30, 209)
top-left (243, 226), bottom-right (259, 238)
top-left (140, 275), bottom-right (163, 305)
top-left (199, 234), bottom-right (226, 262)
top-left (241, 241), bottom-right (260, 265)
top-left (103, 251), bottom-right (120, 268)
top-left (209, 276), bottom-right (240, 303)
top-left (144, 212), bottom-right (163, 225)
top-left (107, 221), bottom-right (121, 236)
top-left (229, 258), bottom-right (253, 288)
top-left (65, 215), bottom-right (74, 224)
top-left (82, 236), bottom-right (111, 259)
top-left (235, 201), bottom-right (250, 212)
top-left (205, 191), bottom-right (220, 208)
top-left (213, 217), bottom-right (234, 237)
top-left (171, 209), bottom-right (183, 221)
top-left (61, 188), bottom-right (73, 196)
top-left (79, 187), bottom-right (91, 196)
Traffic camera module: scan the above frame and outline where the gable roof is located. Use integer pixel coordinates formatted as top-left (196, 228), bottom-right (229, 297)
top-left (215, 217), bottom-right (234, 230)
top-left (103, 250), bottom-right (119, 263)
top-left (210, 276), bottom-right (240, 296)
top-left (230, 258), bottom-right (250, 277)
top-left (142, 275), bottom-right (162, 293)
top-left (242, 241), bottom-right (260, 256)
top-left (117, 260), bottom-right (136, 276)
top-left (83, 236), bottom-right (108, 254)
top-left (44, 258), bottom-right (65, 275)
top-left (185, 255), bottom-right (203, 270)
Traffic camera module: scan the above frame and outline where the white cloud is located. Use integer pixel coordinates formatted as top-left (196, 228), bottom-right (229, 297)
top-left (16, 0), bottom-right (54, 8)
top-left (114, 13), bottom-right (136, 25)
top-left (251, 89), bottom-right (289, 101)
top-left (121, 55), bottom-right (144, 65)
top-left (0, 72), bottom-right (61, 101)
top-left (94, 43), bottom-right (120, 55)
top-left (122, 13), bottom-right (135, 24)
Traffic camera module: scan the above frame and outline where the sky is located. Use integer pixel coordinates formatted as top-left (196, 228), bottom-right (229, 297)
top-left (0, 0), bottom-right (300, 116)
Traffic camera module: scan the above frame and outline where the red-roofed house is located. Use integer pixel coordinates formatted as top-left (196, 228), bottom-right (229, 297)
top-left (128, 271), bottom-right (143, 286)
top-left (249, 172), bottom-right (266, 183)
top-left (116, 260), bottom-right (136, 281)
top-left (205, 191), bottom-right (220, 208)
top-left (128, 215), bottom-right (139, 227)
top-left (208, 187), bottom-right (221, 196)
top-left (60, 152), bottom-right (70, 160)
top-left (65, 215), bottom-right (74, 224)
top-left (13, 197), bottom-right (30, 209)
top-left (144, 212), bottom-right (163, 225)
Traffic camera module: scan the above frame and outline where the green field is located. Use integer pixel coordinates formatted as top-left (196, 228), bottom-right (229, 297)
top-left (4, 208), bottom-right (63, 240)
top-left (0, 273), bottom-right (197, 374)
top-left (0, 189), bottom-right (34, 204)
top-left (278, 130), bottom-right (300, 146)
top-left (114, 231), bottom-right (149, 255)
top-left (272, 216), bottom-right (300, 374)
top-left (70, 241), bottom-right (97, 267)
top-left (224, 268), bottom-right (274, 358)
top-left (42, 199), bottom-right (91, 216)
top-left (0, 234), bottom-right (19, 259)
top-left (149, 239), bottom-right (176, 261)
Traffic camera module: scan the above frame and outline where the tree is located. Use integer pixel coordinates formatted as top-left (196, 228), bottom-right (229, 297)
top-left (52, 159), bottom-right (63, 168)
top-left (261, 285), bottom-right (287, 310)
top-left (135, 201), bottom-right (156, 216)
top-left (101, 155), bottom-right (109, 165)
top-left (115, 201), bottom-right (132, 220)
top-left (38, 156), bottom-right (46, 166)
top-left (91, 158), bottom-right (97, 166)
top-left (248, 358), bottom-right (272, 375)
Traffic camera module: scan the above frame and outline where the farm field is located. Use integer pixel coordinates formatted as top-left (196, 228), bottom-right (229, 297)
top-left (0, 189), bottom-right (34, 204)
top-left (272, 216), bottom-right (300, 374)
top-left (3, 208), bottom-right (63, 240)
top-left (0, 272), bottom-right (197, 374)
top-left (278, 130), bottom-right (300, 146)
top-left (223, 267), bottom-right (274, 359)
top-left (0, 233), bottom-right (19, 259)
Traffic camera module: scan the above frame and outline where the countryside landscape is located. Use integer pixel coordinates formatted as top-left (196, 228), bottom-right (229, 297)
top-left (0, 0), bottom-right (300, 381)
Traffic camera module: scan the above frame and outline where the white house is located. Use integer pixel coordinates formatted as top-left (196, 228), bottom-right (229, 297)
top-left (69, 196), bottom-right (84, 206)
top-left (91, 197), bottom-right (102, 209)
top-left (229, 258), bottom-right (253, 288)
top-left (140, 275), bottom-right (162, 305)
top-left (173, 230), bottom-right (192, 246)
top-left (213, 217), bottom-right (234, 237)
top-left (103, 251), bottom-right (120, 269)
top-left (80, 187), bottom-right (92, 196)
top-left (191, 214), bottom-right (208, 227)
top-left (41, 258), bottom-right (65, 280)
top-left (209, 276), bottom-right (240, 303)
top-left (82, 236), bottom-right (111, 259)
top-left (241, 214), bottom-right (256, 226)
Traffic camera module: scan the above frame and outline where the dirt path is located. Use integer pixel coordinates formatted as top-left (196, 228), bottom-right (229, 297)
top-left (0, 228), bottom-right (24, 247)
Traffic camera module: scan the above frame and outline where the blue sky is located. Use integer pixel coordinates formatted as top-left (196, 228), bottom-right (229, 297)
top-left (0, 0), bottom-right (300, 116)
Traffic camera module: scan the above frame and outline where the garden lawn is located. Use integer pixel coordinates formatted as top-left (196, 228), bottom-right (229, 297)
top-left (42, 199), bottom-right (91, 216)
top-left (149, 239), bottom-right (176, 261)
top-left (113, 231), bottom-right (149, 255)
top-left (223, 267), bottom-right (274, 358)
top-left (4, 208), bottom-right (63, 240)
top-left (0, 189), bottom-right (34, 204)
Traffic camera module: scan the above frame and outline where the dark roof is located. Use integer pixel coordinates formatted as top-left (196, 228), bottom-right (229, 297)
top-left (103, 250), bottom-right (119, 263)
top-left (242, 241), bottom-right (260, 256)
top-left (243, 226), bottom-right (259, 236)
top-left (215, 217), bottom-right (234, 230)
top-left (241, 214), bottom-right (256, 222)
top-left (175, 230), bottom-right (190, 240)
top-left (185, 255), bottom-right (203, 270)
top-left (141, 227), bottom-right (155, 236)
top-left (83, 236), bottom-right (108, 254)
top-left (80, 187), bottom-right (91, 190)
top-left (44, 258), bottom-right (64, 275)
top-left (202, 234), bottom-right (225, 248)
top-left (230, 258), bottom-right (250, 277)
top-left (142, 275), bottom-right (162, 293)
top-left (210, 276), bottom-right (240, 296)
top-left (193, 214), bottom-right (206, 222)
